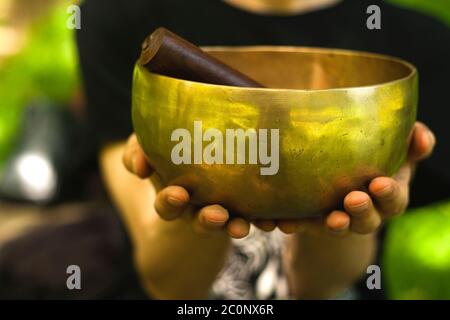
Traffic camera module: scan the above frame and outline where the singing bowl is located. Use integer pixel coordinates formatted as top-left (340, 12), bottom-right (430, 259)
top-left (132, 47), bottom-right (417, 219)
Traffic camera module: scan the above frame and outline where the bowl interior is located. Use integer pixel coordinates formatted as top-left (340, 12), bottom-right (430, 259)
top-left (201, 47), bottom-right (414, 90)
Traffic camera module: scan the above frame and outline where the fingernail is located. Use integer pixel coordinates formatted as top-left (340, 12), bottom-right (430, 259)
top-left (327, 218), bottom-right (350, 234)
top-left (207, 210), bottom-right (229, 224)
top-left (167, 196), bottom-right (185, 207)
top-left (376, 184), bottom-right (392, 197)
top-left (350, 201), bottom-right (369, 212)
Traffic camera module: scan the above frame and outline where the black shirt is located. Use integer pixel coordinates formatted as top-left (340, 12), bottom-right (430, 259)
top-left (76, 0), bottom-right (450, 206)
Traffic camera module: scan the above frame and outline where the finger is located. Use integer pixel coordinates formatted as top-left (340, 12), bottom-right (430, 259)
top-left (277, 220), bottom-right (302, 234)
top-left (193, 205), bottom-right (230, 234)
top-left (391, 161), bottom-right (413, 186)
top-left (369, 177), bottom-right (408, 219)
top-left (154, 186), bottom-right (190, 220)
top-left (325, 211), bottom-right (350, 233)
top-left (123, 134), bottom-right (153, 178)
top-left (227, 218), bottom-right (251, 239)
top-left (408, 122), bottom-right (435, 162)
top-left (252, 220), bottom-right (277, 232)
top-left (344, 191), bottom-right (382, 234)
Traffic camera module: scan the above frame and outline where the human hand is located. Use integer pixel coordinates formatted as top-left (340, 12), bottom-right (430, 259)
top-left (124, 121), bottom-right (435, 238)
top-left (123, 133), bottom-right (252, 239)
top-left (276, 122), bottom-right (436, 236)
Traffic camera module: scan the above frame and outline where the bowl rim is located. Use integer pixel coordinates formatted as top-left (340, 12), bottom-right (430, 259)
top-left (137, 46), bottom-right (417, 93)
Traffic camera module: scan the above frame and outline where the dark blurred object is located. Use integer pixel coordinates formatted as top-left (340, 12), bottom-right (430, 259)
top-left (408, 163), bottom-right (450, 208)
top-left (0, 202), bottom-right (147, 299)
top-left (0, 101), bottom-right (82, 203)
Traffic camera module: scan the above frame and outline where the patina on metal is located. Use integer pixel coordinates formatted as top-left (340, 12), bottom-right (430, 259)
top-left (132, 47), bottom-right (418, 219)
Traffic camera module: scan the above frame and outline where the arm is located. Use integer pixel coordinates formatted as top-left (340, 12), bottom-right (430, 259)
top-left (112, 123), bottom-right (433, 300)
top-left (285, 231), bottom-right (376, 299)
top-left (99, 140), bottom-right (233, 299)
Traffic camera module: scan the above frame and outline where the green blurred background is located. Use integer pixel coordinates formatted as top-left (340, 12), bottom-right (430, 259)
top-left (388, 0), bottom-right (450, 26)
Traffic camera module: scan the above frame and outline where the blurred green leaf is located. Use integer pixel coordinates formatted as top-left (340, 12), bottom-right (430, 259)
top-left (383, 200), bottom-right (450, 299)
top-left (0, 1), bottom-right (79, 170)
top-left (387, 0), bottom-right (450, 26)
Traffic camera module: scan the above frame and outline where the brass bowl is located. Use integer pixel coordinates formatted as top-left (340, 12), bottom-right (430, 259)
top-left (132, 47), bottom-right (417, 219)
